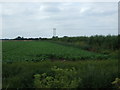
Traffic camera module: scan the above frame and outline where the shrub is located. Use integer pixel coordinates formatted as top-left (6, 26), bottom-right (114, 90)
top-left (34, 66), bottom-right (81, 88)
top-left (112, 78), bottom-right (120, 89)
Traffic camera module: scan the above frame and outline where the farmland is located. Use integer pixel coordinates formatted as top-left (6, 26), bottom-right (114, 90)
top-left (2, 35), bottom-right (119, 89)
top-left (3, 41), bottom-right (109, 62)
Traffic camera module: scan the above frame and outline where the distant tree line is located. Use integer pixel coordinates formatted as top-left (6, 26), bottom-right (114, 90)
top-left (52, 35), bottom-right (119, 52)
top-left (13, 36), bottom-right (48, 40)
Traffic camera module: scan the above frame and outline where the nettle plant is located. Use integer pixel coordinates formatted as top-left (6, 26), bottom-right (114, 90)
top-left (34, 66), bottom-right (81, 88)
top-left (112, 78), bottom-right (120, 89)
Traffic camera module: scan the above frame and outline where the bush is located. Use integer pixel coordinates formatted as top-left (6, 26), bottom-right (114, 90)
top-left (34, 66), bottom-right (81, 88)
top-left (112, 78), bottom-right (120, 89)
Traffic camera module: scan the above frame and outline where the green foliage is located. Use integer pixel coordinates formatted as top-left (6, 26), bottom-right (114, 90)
top-left (54, 35), bottom-right (118, 53)
top-left (34, 66), bottom-right (81, 88)
top-left (3, 60), bottom-right (118, 88)
top-left (112, 78), bottom-right (120, 89)
top-left (34, 73), bottom-right (53, 88)
top-left (3, 41), bottom-right (108, 62)
top-left (2, 35), bottom-right (118, 89)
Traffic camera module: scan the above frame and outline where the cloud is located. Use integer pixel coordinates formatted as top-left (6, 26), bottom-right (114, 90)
top-left (1, 2), bottom-right (118, 38)
top-left (40, 5), bottom-right (61, 12)
top-left (80, 7), bottom-right (90, 13)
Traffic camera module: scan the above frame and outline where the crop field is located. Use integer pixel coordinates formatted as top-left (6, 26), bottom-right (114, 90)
top-left (1, 1), bottom-right (119, 89)
top-left (2, 40), bottom-right (119, 89)
top-left (2, 41), bottom-right (109, 62)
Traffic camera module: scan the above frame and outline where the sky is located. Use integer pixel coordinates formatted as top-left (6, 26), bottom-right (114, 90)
top-left (1, 2), bottom-right (118, 39)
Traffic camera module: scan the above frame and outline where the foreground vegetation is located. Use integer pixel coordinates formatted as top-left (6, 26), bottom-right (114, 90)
top-left (3, 60), bottom-right (118, 88)
top-left (2, 35), bottom-right (119, 89)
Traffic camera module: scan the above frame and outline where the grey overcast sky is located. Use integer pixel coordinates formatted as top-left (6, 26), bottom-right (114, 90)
top-left (1, 2), bottom-right (118, 39)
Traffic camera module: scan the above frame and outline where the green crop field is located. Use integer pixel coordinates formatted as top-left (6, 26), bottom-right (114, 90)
top-left (2, 40), bottom-right (119, 89)
top-left (1, 2), bottom-right (119, 89)
top-left (2, 41), bottom-right (109, 62)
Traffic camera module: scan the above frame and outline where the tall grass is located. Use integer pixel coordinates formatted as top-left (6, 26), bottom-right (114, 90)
top-left (3, 59), bottom-right (118, 88)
